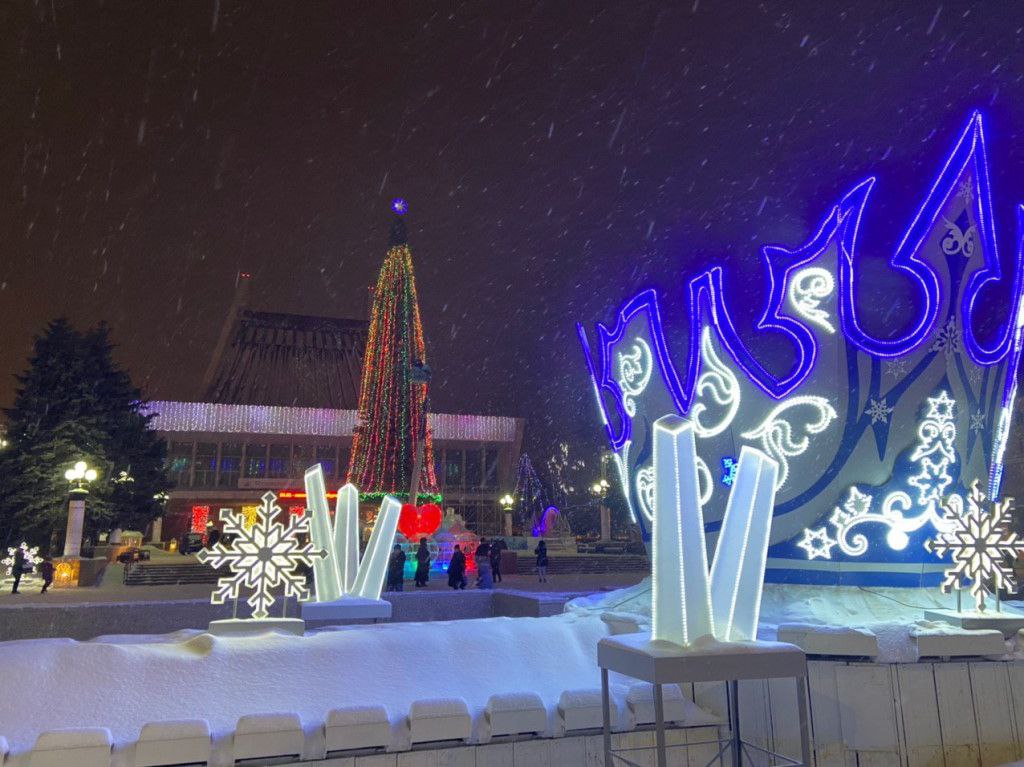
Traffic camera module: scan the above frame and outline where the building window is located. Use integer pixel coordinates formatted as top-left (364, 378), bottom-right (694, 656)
top-left (244, 443), bottom-right (268, 478)
top-left (219, 443), bottom-right (242, 487)
top-left (445, 450), bottom-right (463, 488)
top-left (268, 444), bottom-right (290, 479)
top-left (168, 441), bottom-right (194, 488)
top-left (484, 449), bottom-right (499, 488)
top-left (465, 450), bottom-right (482, 489)
top-left (316, 445), bottom-right (337, 478)
top-left (194, 443), bottom-right (218, 487)
top-left (291, 444), bottom-right (309, 476)
top-left (434, 451), bottom-right (445, 489)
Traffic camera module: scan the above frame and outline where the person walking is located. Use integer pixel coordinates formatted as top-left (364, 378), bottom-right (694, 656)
top-left (414, 538), bottom-right (431, 587)
top-left (475, 538), bottom-right (493, 589)
top-left (448, 545), bottom-right (467, 590)
top-left (535, 540), bottom-right (549, 583)
top-left (39, 558), bottom-right (54, 594)
top-left (490, 537), bottom-right (507, 584)
top-left (10, 546), bottom-right (26, 594)
top-left (386, 543), bottom-right (406, 592)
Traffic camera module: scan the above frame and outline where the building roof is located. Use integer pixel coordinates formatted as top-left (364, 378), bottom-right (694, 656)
top-left (146, 400), bottom-right (522, 443)
top-left (204, 309), bottom-right (368, 409)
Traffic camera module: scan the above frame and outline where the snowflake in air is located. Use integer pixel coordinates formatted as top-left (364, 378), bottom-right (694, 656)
top-left (925, 481), bottom-right (1024, 612)
top-left (197, 492), bottom-right (327, 619)
top-left (3, 542), bottom-right (42, 577)
top-left (866, 398), bottom-right (894, 424)
top-left (930, 318), bottom-right (961, 358)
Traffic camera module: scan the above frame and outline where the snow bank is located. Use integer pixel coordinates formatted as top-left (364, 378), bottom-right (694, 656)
top-left (0, 613), bottom-right (662, 764)
top-left (568, 579), bottom-right (1024, 662)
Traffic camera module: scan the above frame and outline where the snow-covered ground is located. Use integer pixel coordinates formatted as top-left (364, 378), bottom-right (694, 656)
top-left (568, 579), bottom-right (1024, 662)
top-left (0, 610), bottom-right (711, 765)
top-left (3, 579), bottom-right (1023, 765)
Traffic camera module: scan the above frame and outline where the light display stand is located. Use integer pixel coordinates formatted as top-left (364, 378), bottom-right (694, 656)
top-left (299, 466), bottom-right (399, 625)
top-left (598, 633), bottom-right (812, 767)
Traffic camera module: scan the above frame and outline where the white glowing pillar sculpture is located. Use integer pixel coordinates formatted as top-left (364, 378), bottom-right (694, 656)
top-left (650, 415), bottom-right (779, 647)
top-left (304, 464), bottom-right (402, 602)
top-left (651, 415), bottom-right (713, 644)
top-left (709, 445), bottom-right (779, 641)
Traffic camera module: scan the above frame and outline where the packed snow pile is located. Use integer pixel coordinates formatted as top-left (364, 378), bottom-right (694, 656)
top-left (0, 612), bottom-right (711, 765)
top-left (567, 578), bottom-right (1024, 662)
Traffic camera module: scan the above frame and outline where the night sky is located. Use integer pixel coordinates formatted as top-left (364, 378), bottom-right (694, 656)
top-left (3, 2), bottom-right (1024, 463)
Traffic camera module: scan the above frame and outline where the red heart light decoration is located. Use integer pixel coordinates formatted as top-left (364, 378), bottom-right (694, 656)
top-left (398, 503), bottom-right (443, 541)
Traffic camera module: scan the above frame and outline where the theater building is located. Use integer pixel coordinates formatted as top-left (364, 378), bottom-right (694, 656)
top-left (149, 279), bottom-right (524, 543)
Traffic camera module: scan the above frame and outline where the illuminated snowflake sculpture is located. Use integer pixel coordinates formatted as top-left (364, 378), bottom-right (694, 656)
top-left (2, 542), bottom-right (42, 577)
top-left (925, 481), bottom-right (1024, 612)
top-left (197, 491), bottom-right (327, 619)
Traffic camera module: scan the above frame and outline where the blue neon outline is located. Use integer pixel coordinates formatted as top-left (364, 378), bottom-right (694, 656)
top-left (578, 111), bottom-right (1023, 440)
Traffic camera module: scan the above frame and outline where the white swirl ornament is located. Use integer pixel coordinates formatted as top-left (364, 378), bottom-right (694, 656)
top-left (691, 327), bottom-right (741, 438)
top-left (740, 395), bottom-right (837, 489)
top-left (788, 267), bottom-right (836, 334)
top-left (617, 337), bottom-right (653, 417)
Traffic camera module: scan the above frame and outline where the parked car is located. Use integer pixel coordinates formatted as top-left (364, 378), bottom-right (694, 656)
top-left (116, 547), bottom-right (151, 564)
top-left (180, 532), bottom-right (206, 555)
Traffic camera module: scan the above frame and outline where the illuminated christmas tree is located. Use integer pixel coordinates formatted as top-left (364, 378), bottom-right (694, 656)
top-left (347, 201), bottom-right (438, 500)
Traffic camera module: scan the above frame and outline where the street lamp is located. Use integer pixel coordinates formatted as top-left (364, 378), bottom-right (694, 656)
top-left (499, 493), bottom-right (515, 537)
top-left (591, 477), bottom-right (611, 542)
top-left (62, 460), bottom-right (98, 560)
top-left (64, 461), bottom-right (98, 490)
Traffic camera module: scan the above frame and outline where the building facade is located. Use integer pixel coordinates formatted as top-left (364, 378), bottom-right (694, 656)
top-left (150, 277), bottom-right (524, 542)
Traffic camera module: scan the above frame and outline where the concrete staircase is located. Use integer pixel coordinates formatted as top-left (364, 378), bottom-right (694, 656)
top-left (521, 554), bottom-right (649, 575)
top-left (123, 562), bottom-right (220, 586)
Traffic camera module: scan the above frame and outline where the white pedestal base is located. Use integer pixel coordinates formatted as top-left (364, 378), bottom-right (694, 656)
top-left (912, 627), bottom-right (1006, 658)
top-left (206, 618), bottom-right (305, 637)
top-left (301, 596), bottom-right (392, 623)
top-left (923, 608), bottom-right (1024, 637)
top-left (777, 623), bottom-right (879, 658)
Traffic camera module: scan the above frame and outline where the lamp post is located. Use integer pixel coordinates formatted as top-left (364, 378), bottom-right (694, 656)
top-left (591, 476), bottom-right (611, 542)
top-left (63, 461), bottom-right (97, 557)
top-left (500, 493), bottom-right (515, 537)
top-left (152, 491), bottom-right (170, 544)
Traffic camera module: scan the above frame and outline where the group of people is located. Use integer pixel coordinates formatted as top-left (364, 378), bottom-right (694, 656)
top-left (385, 536), bottom-right (551, 591)
top-left (8, 548), bottom-right (55, 595)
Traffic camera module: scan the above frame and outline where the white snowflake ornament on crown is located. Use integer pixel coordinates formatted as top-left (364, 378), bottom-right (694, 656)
top-left (925, 480), bottom-right (1023, 612)
top-left (198, 491), bottom-right (327, 619)
top-left (3, 542), bottom-right (43, 577)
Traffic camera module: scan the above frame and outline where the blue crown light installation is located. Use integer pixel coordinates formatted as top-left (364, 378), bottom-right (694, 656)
top-left (577, 112), bottom-right (1024, 586)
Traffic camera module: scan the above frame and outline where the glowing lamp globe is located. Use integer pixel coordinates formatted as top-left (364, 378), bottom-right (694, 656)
top-left (391, 197), bottom-right (409, 216)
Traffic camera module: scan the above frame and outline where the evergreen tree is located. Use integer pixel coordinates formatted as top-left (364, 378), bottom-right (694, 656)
top-left (347, 204), bottom-right (438, 499)
top-left (0, 319), bottom-right (171, 548)
top-left (512, 454), bottom-right (548, 531)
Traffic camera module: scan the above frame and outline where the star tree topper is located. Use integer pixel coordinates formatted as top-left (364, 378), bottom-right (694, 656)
top-left (198, 491), bottom-right (327, 619)
top-left (925, 480), bottom-right (1024, 612)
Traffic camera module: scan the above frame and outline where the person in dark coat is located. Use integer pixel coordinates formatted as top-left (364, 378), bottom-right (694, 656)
top-left (414, 538), bottom-right (431, 587)
top-left (475, 538), bottom-right (493, 589)
top-left (10, 547), bottom-right (27, 594)
top-left (535, 540), bottom-right (549, 583)
top-left (448, 545), bottom-right (467, 590)
top-left (386, 544), bottom-right (406, 591)
top-left (39, 558), bottom-right (54, 594)
top-left (489, 537), bottom-right (507, 583)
